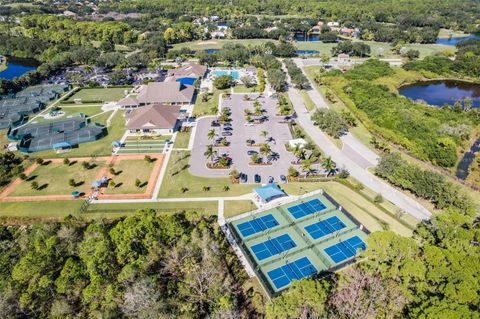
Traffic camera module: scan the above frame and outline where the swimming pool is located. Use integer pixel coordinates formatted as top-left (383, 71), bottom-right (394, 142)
top-left (211, 70), bottom-right (240, 81)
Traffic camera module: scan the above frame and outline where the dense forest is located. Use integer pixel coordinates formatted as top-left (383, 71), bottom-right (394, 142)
top-left (0, 211), bottom-right (255, 318)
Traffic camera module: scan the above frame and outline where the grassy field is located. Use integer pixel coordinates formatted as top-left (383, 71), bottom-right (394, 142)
top-left (11, 161), bottom-right (105, 197)
top-left (33, 105), bottom-right (104, 123)
top-left (173, 39), bottom-right (277, 51)
top-left (158, 150), bottom-right (254, 198)
top-left (193, 88), bottom-right (227, 117)
top-left (173, 130), bottom-right (192, 149)
top-left (33, 110), bottom-right (125, 158)
top-left (174, 38), bottom-right (450, 59)
top-left (66, 87), bottom-right (129, 103)
top-left (224, 200), bottom-right (256, 219)
top-left (233, 85), bottom-right (260, 93)
top-left (104, 159), bottom-right (155, 194)
top-left (0, 200), bottom-right (218, 222)
top-left (299, 89), bottom-right (316, 111)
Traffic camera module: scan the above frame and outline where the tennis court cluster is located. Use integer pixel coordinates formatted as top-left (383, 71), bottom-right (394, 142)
top-left (0, 84), bottom-right (67, 129)
top-left (229, 192), bottom-right (369, 296)
top-left (8, 114), bottom-right (106, 153)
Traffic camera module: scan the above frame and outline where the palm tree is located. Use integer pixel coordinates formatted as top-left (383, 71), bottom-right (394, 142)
top-left (217, 156), bottom-right (229, 167)
top-left (204, 145), bottom-right (217, 163)
top-left (322, 156), bottom-right (337, 176)
top-left (250, 153), bottom-right (260, 164)
top-left (260, 143), bottom-right (273, 162)
top-left (207, 129), bottom-right (216, 143)
top-left (293, 146), bottom-right (306, 163)
top-left (254, 101), bottom-right (262, 116)
top-left (229, 169), bottom-right (240, 179)
top-left (261, 130), bottom-right (269, 141)
top-left (301, 159), bottom-right (316, 177)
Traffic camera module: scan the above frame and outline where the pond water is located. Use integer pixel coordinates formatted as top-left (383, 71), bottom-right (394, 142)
top-left (294, 33), bottom-right (321, 42)
top-left (296, 50), bottom-right (320, 55)
top-left (0, 57), bottom-right (38, 80)
top-left (399, 80), bottom-right (480, 108)
top-left (435, 34), bottom-right (480, 46)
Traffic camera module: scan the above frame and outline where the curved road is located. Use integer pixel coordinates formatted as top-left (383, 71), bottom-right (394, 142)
top-left (284, 61), bottom-right (431, 220)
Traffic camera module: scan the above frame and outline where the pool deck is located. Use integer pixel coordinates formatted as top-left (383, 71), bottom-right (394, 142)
top-left (227, 189), bottom-right (369, 296)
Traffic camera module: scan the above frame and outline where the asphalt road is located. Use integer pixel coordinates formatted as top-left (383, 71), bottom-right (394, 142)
top-left (284, 61), bottom-right (432, 220)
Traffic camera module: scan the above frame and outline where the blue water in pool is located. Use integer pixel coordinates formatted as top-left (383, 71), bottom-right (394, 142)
top-left (0, 61), bottom-right (37, 80)
top-left (436, 34), bottom-right (480, 46)
top-left (211, 70), bottom-right (240, 80)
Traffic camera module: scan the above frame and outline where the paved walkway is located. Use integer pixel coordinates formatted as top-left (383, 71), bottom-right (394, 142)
top-left (283, 62), bottom-right (431, 220)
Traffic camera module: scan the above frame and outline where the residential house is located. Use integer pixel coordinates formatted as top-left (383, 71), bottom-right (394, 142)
top-left (125, 104), bottom-right (181, 135)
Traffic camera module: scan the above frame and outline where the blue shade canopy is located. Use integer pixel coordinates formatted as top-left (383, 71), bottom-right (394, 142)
top-left (254, 183), bottom-right (286, 203)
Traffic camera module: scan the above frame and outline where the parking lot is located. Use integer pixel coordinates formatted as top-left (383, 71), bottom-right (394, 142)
top-left (189, 93), bottom-right (296, 184)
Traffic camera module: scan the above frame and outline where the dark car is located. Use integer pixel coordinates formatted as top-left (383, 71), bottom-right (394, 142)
top-left (223, 126), bottom-right (233, 131)
top-left (254, 174), bottom-right (261, 183)
top-left (247, 150), bottom-right (258, 155)
top-left (268, 176), bottom-right (274, 183)
top-left (211, 120), bottom-right (220, 127)
top-left (221, 132), bottom-right (232, 136)
top-left (280, 175), bottom-right (287, 183)
top-left (224, 123), bottom-right (232, 127)
top-left (240, 173), bottom-right (248, 183)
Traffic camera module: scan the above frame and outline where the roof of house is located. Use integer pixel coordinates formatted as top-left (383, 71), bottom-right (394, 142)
top-left (117, 96), bottom-right (139, 106)
top-left (167, 62), bottom-right (207, 78)
top-left (125, 104), bottom-right (181, 130)
top-left (254, 183), bottom-right (287, 203)
top-left (137, 82), bottom-right (195, 104)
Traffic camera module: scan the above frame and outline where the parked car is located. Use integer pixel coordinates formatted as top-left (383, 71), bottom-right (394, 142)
top-left (268, 176), bottom-right (274, 183)
top-left (254, 174), bottom-right (261, 183)
top-left (211, 120), bottom-right (220, 127)
top-left (280, 175), bottom-right (287, 183)
top-left (223, 127), bottom-right (233, 131)
top-left (240, 173), bottom-right (248, 183)
top-left (224, 123), bottom-right (232, 127)
top-left (246, 139), bottom-right (255, 145)
top-left (247, 150), bottom-right (258, 155)
top-left (244, 122), bottom-right (254, 126)
top-left (221, 132), bottom-right (232, 136)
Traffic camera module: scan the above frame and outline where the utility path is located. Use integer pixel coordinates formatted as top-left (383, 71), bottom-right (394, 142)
top-left (283, 61), bottom-right (431, 220)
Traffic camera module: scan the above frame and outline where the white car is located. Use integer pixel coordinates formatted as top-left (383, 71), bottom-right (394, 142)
top-left (244, 122), bottom-right (254, 126)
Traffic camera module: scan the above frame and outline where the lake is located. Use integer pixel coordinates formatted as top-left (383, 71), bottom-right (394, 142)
top-left (435, 34), bottom-right (480, 46)
top-left (399, 80), bottom-right (480, 108)
top-left (294, 33), bottom-right (321, 42)
top-left (0, 57), bottom-right (38, 80)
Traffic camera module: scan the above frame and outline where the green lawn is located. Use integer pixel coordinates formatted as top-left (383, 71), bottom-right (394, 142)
top-left (282, 180), bottom-right (417, 236)
top-left (33, 110), bottom-right (125, 158)
top-left (233, 85), bottom-right (260, 93)
top-left (158, 150), bottom-right (254, 198)
top-left (33, 106), bottom-right (104, 123)
top-left (104, 159), bottom-right (155, 194)
top-left (224, 200), bottom-right (256, 219)
top-left (11, 161), bottom-right (105, 197)
top-left (173, 39), bottom-right (277, 51)
top-left (299, 90), bottom-right (316, 111)
top-left (66, 87), bottom-right (129, 103)
top-left (193, 88), bottom-right (227, 117)
top-left (174, 130), bottom-right (192, 149)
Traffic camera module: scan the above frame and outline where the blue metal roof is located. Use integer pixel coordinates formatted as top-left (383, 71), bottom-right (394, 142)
top-left (254, 183), bottom-right (286, 202)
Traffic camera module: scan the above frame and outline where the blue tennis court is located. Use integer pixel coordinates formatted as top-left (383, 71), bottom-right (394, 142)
top-left (287, 199), bottom-right (327, 219)
top-left (267, 257), bottom-right (318, 289)
top-left (236, 214), bottom-right (279, 237)
top-left (304, 216), bottom-right (346, 240)
top-left (251, 234), bottom-right (297, 261)
top-left (324, 236), bottom-right (367, 264)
